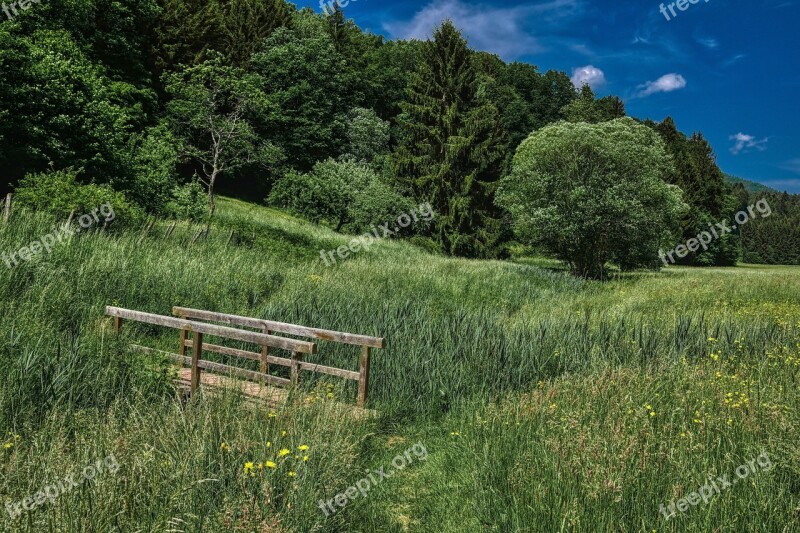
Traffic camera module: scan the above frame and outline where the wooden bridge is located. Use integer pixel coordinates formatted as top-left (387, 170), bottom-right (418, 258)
top-left (105, 306), bottom-right (384, 408)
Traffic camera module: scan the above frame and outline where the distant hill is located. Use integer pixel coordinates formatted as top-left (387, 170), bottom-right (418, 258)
top-left (725, 174), bottom-right (778, 194)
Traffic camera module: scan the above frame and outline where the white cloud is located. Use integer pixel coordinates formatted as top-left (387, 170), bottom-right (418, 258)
top-left (382, 0), bottom-right (581, 60)
top-left (695, 37), bottom-right (719, 49)
top-left (570, 65), bottom-right (606, 89)
top-left (722, 54), bottom-right (746, 67)
top-left (729, 133), bottom-right (769, 155)
top-left (635, 73), bottom-right (687, 97)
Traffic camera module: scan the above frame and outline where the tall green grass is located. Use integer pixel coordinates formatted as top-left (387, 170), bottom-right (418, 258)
top-left (0, 199), bottom-right (799, 531)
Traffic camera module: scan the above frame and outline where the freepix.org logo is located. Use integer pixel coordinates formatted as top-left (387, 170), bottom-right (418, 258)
top-left (319, 0), bottom-right (356, 15)
top-left (2, 0), bottom-right (45, 22)
top-left (659, 0), bottom-right (711, 22)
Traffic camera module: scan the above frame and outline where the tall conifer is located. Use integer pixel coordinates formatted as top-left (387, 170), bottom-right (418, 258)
top-left (394, 21), bottom-right (505, 258)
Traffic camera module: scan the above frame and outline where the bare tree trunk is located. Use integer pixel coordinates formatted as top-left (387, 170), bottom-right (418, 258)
top-left (207, 171), bottom-right (218, 232)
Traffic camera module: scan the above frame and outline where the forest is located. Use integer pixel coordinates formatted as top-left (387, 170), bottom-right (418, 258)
top-left (0, 0), bottom-right (797, 271)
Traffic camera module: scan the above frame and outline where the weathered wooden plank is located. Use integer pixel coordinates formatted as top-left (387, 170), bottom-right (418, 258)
top-left (172, 306), bottom-right (385, 348)
top-left (131, 345), bottom-right (292, 388)
top-left (182, 339), bottom-right (359, 380)
top-left (105, 306), bottom-right (316, 354)
top-left (196, 359), bottom-right (291, 387)
top-left (191, 332), bottom-right (203, 394)
top-left (357, 345), bottom-right (370, 407)
top-left (165, 221), bottom-right (177, 238)
top-left (261, 326), bottom-right (270, 374)
top-left (298, 361), bottom-right (359, 381)
top-left (183, 340), bottom-right (292, 367)
top-left (290, 351), bottom-right (301, 386)
top-left (179, 328), bottom-right (188, 357)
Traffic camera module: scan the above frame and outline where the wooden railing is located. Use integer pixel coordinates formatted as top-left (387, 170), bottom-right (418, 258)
top-left (172, 307), bottom-right (385, 407)
top-left (105, 306), bottom-right (316, 395)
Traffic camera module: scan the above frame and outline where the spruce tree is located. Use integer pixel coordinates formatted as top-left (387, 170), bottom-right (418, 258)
top-left (394, 20), bottom-right (505, 258)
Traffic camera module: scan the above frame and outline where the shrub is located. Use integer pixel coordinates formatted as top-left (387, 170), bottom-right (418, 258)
top-left (496, 118), bottom-right (687, 279)
top-left (268, 159), bottom-right (413, 234)
top-left (164, 180), bottom-right (207, 221)
top-left (118, 122), bottom-right (181, 215)
top-left (14, 168), bottom-right (143, 225)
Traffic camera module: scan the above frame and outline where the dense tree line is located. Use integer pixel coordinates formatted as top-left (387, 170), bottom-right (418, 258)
top-left (740, 191), bottom-right (800, 264)
top-left (1, 0), bottom-right (795, 268)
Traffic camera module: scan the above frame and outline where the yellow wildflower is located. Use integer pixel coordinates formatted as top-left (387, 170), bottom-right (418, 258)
top-left (298, 445), bottom-right (309, 451)
top-left (278, 448), bottom-right (291, 457)
top-left (265, 461), bottom-right (277, 469)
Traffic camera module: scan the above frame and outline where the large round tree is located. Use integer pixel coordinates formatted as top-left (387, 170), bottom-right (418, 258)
top-left (496, 118), bottom-right (687, 279)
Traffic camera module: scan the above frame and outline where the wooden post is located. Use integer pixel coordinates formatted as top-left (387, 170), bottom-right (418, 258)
top-left (357, 345), bottom-right (371, 407)
top-left (179, 328), bottom-right (188, 357)
top-left (260, 328), bottom-right (270, 375)
top-left (290, 351), bottom-right (301, 386)
top-left (165, 221), bottom-right (177, 238)
top-left (114, 317), bottom-right (122, 333)
top-left (138, 219), bottom-right (154, 244)
top-left (191, 331), bottom-right (203, 394)
top-left (2, 193), bottom-right (11, 222)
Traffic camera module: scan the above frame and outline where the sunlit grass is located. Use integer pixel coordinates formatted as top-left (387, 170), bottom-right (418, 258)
top-left (0, 199), bottom-right (798, 531)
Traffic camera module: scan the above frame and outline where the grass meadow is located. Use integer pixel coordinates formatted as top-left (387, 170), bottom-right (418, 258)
top-left (0, 197), bottom-right (798, 532)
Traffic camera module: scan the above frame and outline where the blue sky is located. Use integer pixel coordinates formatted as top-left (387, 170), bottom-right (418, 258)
top-left (296, 0), bottom-right (799, 192)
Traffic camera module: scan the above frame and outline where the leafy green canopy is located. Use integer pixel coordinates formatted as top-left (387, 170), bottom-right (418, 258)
top-left (268, 159), bottom-right (413, 234)
top-left (497, 118), bottom-right (688, 279)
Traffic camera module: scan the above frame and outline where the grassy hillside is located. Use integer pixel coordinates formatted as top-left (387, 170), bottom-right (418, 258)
top-left (0, 198), bottom-right (799, 532)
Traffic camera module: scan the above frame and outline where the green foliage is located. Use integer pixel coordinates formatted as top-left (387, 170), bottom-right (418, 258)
top-left (14, 168), bottom-right (142, 224)
top-left (341, 107), bottom-right (390, 164)
top-left (561, 85), bottom-right (626, 124)
top-left (165, 52), bottom-right (280, 217)
top-left (497, 118), bottom-right (688, 279)
top-left (648, 117), bottom-right (738, 266)
top-left (164, 180), bottom-right (208, 221)
top-left (268, 159), bottom-right (412, 233)
top-left (394, 21), bottom-right (506, 258)
top-left (248, 18), bottom-right (354, 170)
top-left (221, 0), bottom-right (293, 65)
top-left (154, 0), bottom-right (292, 71)
top-left (0, 28), bottom-right (135, 184)
top-left (741, 192), bottom-right (800, 264)
top-left (114, 123), bottom-right (182, 216)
